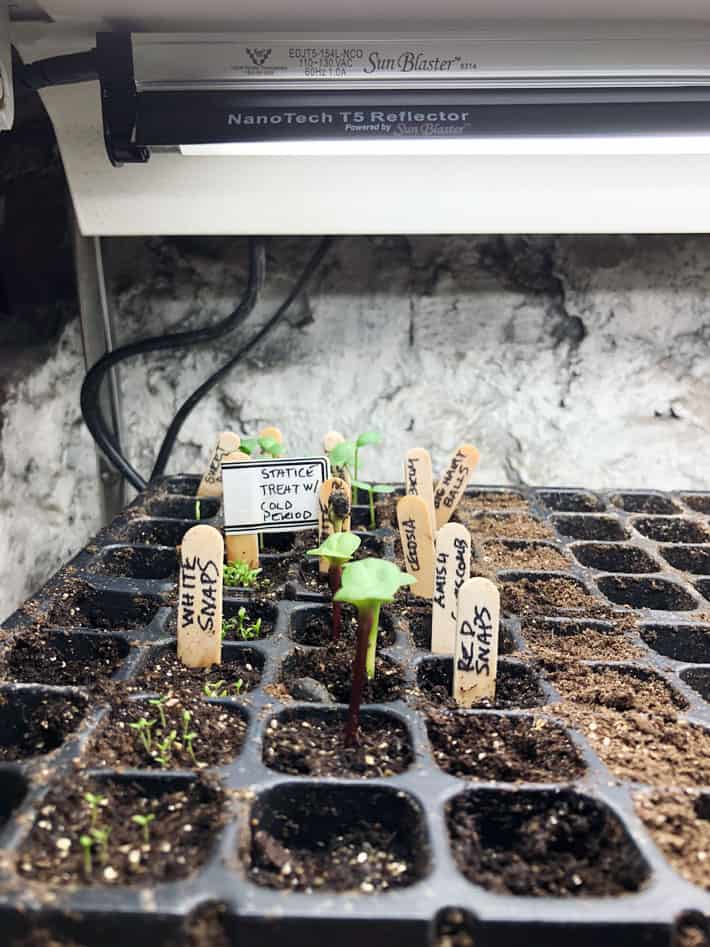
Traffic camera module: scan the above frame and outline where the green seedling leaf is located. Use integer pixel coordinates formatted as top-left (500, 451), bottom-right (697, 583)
top-left (334, 558), bottom-right (415, 607)
top-left (350, 479), bottom-right (371, 492)
top-left (307, 532), bottom-right (361, 563)
top-left (239, 437), bottom-right (258, 456)
top-left (372, 484), bottom-right (395, 494)
top-left (356, 431), bottom-right (382, 448)
top-left (329, 440), bottom-right (356, 469)
top-left (258, 436), bottom-right (285, 458)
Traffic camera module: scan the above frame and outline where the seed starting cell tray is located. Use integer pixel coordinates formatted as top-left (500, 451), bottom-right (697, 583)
top-left (2, 479), bottom-right (710, 947)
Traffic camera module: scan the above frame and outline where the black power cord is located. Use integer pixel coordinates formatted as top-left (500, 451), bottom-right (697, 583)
top-left (80, 239), bottom-right (267, 492)
top-left (150, 236), bottom-right (334, 480)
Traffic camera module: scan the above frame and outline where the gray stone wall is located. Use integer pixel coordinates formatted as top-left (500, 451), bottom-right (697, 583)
top-left (2, 232), bottom-right (710, 620)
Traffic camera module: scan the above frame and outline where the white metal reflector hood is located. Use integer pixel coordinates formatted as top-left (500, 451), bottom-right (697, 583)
top-left (9, 1), bottom-right (710, 235)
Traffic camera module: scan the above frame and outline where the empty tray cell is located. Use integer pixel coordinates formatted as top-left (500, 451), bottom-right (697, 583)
top-left (89, 691), bottom-right (248, 770)
top-left (501, 574), bottom-right (599, 616)
top-left (571, 543), bottom-right (661, 574)
top-left (19, 772), bottom-right (224, 887)
top-left (91, 546), bottom-right (178, 581)
top-left (536, 490), bottom-right (605, 513)
top-left (416, 657), bottom-right (545, 710)
top-left (460, 512), bottom-right (553, 540)
top-left (144, 496), bottom-right (220, 520)
top-left (641, 624), bottom-right (710, 664)
top-left (661, 545), bottom-right (710, 575)
top-left (694, 579), bottom-right (710, 603)
top-left (123, 518), bottom-right (194, 546)
top-left (427, 712), bottom-right (584, 783)
top-left (552, 514), bottom-right (629, 542)
top-left (47, 583), bottom-right (162, 632)
top-left (281, 646), bottom-right (403, 704)
top-left (680, 667), bottom-right (710, 702)
top-left (632, 516), bottom-right (710, 544)
top-left (682, 494), bottom-right (710, 515)
top-left (0, 769), bottom-right (28, 830)
top-left (521, 619), bottom-right (641, 662)
top-left (263, 707), bottom-right (413, 778)
top-left (163, 475), bottom-right (201, 495)
top-left (547, 663), bottom-right (688, 714)
top-left (289, 604), bottom-right (395, 648)
top-left (446, 788), bottom-right (648, 897)
top-left (596, 575), bottom-right (698, 611)
top-left (478, 540), bottom-right (570, 573)
top-left (262, 528), bottom-right (318, 553)
top-left (4, 630), bottom-right (130, 686)
top-left (457, 489), bottom-right (529, 512)
top-left (611, 492), bottom-right (681, 515)
top-left (636, 790), bottom-right (710, 894)
top-left (134, 642), bottom-right (264, 695)
top-left (247, 782), bottom-right (427, 893)
top-left (0, 688), bottom-right (86, 761)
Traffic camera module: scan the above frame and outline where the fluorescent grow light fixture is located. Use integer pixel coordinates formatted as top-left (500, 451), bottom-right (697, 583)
top-left (96, 28), bottom-right (710, 165)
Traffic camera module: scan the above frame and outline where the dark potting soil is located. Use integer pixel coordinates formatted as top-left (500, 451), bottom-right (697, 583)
top-left (455, 512), bottom-right (554, 541)
top-left (457, 491), bottom-right (529, 513)
top-left (545, 663), bottom-right (688, 716)
top-left (446, 790), bottom-right (646, 897)
top-left (478, 541), bottom-right (570, 573)
top-left (292, 608), bottom-right (396, 649)
top-left (19, 774), bottom-right (224, 887)
top-left (281, 642), bottom-right (404, 704)
top-left (501, 577), bottom-right (600, 617)
top-left (132, 647), bottom-right (262, 695)
top-left (262, 713), bottom-right (413, 778)
top-left (0, 693), bottom-right (86, 761)
top-left (250, 821), bottom-right (416, 894)
top-left (427, 711), bottom-right (584, 783)
top-left (88, 694), bottom-right (246, 770)
top-left (4, 630), bottom-right (128, 686)
top-left (46, 580), bottom-right (159, 632)
top-left (416, 660), bottom-right (545, 711)
top-left (520, 619), bottom-right (642, 662)
top-left (636, 789), bottom-right (710, 892)
top-left (223, 556), bottom-right (293, 597)
top-left (165, 601), bottom-right (275, 641)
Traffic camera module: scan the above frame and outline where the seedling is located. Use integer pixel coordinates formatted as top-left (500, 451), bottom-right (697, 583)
top-left (223, 560), bottom-right (262, 588)
top-left (330, 431), bottom-right (382, 503)
top-left (222, 606), bottom-right (262, 640)
top-left (79, 834), bottom-right (93, 876)
top-left (182, 709), bottom-right (199, 765)
top-left (351, 480), bottom-right (395, 529)
top-left (129, 717), bottom-right (156, 754)
top-left (307, 532), bottom-right (361, 642)
top-left (195, 499), bottom-right (201, 520)
top-left (84, 792), bottom-right (107, 831)
top-left (148, 695), bottom-right (168, 730)
top-left (240, 435), bottom-right (286, 458)
top-left (334, 558), bottom-right (415, 745)
top-left (203, 678), bottom-right (244, 699)
top-left (131, 813), bottom-right (156, 845)
top-left (154, 729), bottom-right (178, 769)
top-left (90, 826), bottom-right (111, 865)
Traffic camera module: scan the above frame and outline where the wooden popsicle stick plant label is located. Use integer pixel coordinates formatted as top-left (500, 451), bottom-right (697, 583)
top-left (432, 523), bottom-right (471, 654)
top-left (453, 577), bottom-right (500, 707)
top-left (434, 443), bottom-right (481, 529)
top-left (396, 494), bottom-right (435, 599)
top-left (323, 430), bottom-right (345, 454)
top-left (258, 426), bottom-right (283, 445)
top-left (318, 476), bottom-right (352, 573)
top-left (177, 525), bottom-right (224, 669)
top-left (405, 447), bottom-right (436, 534)
top-left (197, 431), bottom-right (241, 498)
top-left (222, 449), bottom-right (259, 568)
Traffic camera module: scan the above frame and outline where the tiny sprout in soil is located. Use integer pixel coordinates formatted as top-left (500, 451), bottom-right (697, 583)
top-left (222, 606), bottom-right (262, 640)
top-left (329, 431), bottom-right (383, 503)
top-left (351, 479), bottom-right (395, 529)
top-left (195, 499), bottom-right (201, 520)
top-left (334, 557), bottom-right (415, 745)
top-left (131, 813), bottom-right (155, 845)
top-left (224, 560), bottom-right (262, 588)
top-left (307, 531), bottom-right (361, 642)
top-left (203, 678), bottom-right (244, 699)
top-left (129, 717), bottom-right (156, 754)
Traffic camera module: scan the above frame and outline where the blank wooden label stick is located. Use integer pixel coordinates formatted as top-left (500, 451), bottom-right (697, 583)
top-left (258, 425), bottom-right (283, 445)
top-left (178, 525), bottom-right (224, 669)
top-left (432, 523), bottom-right (471, 654)
top-left (323, 430), bottom-right (345, 454)
top-left (453, 577), bottom-right (500, 707)
top-left (405, 447), bottom-right (436, 534)
top-left (318, 477), bottom-right (351, 573)
top-left (434, 443), bottom-right (481, 529)
top-left (222, 449), bottom-right (259, 568)
top-left (197, 431), bottom-right (241, 498)
top-left (397, 495), bottom-right (435, 599)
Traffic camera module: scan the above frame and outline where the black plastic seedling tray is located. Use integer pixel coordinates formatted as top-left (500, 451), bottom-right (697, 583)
top-left (2, 479), bottom-right (710, 946)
